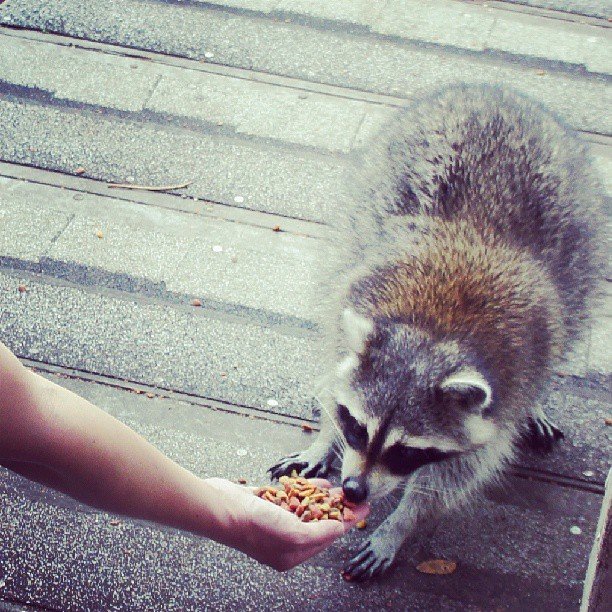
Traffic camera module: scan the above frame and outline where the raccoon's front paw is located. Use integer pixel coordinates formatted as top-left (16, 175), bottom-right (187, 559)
top-left (343, 533), bottom-right (399, 582)
top-left (267, 449), bottom-right (334, 481)
top-left (524, 416), bottom-right (564, 453)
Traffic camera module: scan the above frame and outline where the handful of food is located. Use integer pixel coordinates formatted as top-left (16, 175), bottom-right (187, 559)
top-left (255, 472), bottom-right (356, 523)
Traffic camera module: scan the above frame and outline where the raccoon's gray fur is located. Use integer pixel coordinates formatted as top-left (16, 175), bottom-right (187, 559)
top-left (270, 84), bottom-right (603, 581)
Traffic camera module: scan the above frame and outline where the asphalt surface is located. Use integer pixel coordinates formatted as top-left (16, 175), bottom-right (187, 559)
top-left (0, 376), bottom-right (605, 611)
top-left (0, 0), bottom-right (610, 610)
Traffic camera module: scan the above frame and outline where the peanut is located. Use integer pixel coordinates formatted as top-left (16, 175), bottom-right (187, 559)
top-left (255, 476), bottom-right (346, 523)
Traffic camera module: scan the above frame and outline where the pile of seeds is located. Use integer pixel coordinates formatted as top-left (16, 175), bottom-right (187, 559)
top-left (255, 472), bottom-right (355, 523)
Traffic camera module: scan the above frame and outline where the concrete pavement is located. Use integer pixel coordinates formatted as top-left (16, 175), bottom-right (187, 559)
top-left (0, 374), bottom-right (605, 611)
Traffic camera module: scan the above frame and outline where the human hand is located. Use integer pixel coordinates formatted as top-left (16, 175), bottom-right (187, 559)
top-left (204, 477), bottom-right (369, 571)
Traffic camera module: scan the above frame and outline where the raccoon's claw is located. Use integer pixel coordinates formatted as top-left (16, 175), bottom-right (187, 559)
top-left (343, 539), bottom-right (395, 582)
top-left (267, 452), bottom-right (333, 481)
top-left (267, 453), bottom-right (304, 481)
top-left (524, 416), bottom-right (564, 453)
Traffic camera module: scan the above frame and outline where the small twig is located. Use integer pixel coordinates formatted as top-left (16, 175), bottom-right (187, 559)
top-left (107, 181), bottom-right (193, 192)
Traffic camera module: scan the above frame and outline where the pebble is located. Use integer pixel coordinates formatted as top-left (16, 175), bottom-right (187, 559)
top-left (236, 448), bottom-right (248, 457)
top-left (570, 526), bottom-right (582, 535)
top-left (212, 245), bottom-right (223, 253)
top-left (204, 52), bottom-right (214, 59)
top-left (582, 470), bottom-right (595, 478)
top-left (267, 399), bottom-right (279, 407)
top-left (234, 195), bottom-right (245, 203)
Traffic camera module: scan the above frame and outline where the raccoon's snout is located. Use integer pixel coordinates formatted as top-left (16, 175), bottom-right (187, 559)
top-left (342, 477), bottom-right (369, 503)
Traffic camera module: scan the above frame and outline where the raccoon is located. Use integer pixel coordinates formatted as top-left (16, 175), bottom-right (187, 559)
top-left (269, 84), bottom-right (603, 580)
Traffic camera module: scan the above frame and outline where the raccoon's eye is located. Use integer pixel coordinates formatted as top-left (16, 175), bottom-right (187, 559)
top-left (381, 444), bottom-right (450, 476)
top-left (337, 403), bottom-right (368, 451)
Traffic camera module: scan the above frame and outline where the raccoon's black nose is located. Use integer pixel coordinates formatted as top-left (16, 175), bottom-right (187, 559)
top-left (342, 477), bottom-right (369, 503)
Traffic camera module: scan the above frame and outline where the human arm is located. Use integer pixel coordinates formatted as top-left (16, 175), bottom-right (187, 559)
top-left (0, 341), bottom-right (367, 569)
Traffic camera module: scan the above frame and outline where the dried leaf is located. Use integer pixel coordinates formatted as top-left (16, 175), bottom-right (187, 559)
top-left (416, 559), bottom-right (457, 575)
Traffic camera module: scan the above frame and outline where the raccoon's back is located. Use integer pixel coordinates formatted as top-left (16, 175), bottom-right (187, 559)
top-left (346, 84), bottom-right (603, 335)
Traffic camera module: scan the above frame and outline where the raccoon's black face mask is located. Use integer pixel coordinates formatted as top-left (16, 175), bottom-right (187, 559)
top-left (335, 308), bottom-right (496, 499)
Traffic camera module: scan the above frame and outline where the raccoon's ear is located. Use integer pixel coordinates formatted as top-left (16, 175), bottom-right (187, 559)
top-left (437, 369), bottom-right (492, 413)
top-left (342, 308), bottom-right (374, 355)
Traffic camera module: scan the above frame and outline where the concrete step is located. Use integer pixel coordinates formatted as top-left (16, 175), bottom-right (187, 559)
top-left (216, 0), bottom-right (612, 73)
top-left (0, 175), bottom-right (323, 322)
top-left (0, 163), bottom-right (609, 380)
top-left (0, 371), bottom-right (605, 611)
top-left (0, 31), bottom-right (610, 224)
top-left (0, 268), bottom-right (321, 421)
top-left (196, 0), bottom-right (612, 23)
top-left (3, 0), bottom-right (610, 74)
top-left (492, 0), bottom-right (610, 20)
top-left (0, 254), bottom-right (609, 484)
top-left (1, 1), bottom-right (610, 136)
top-left (0, 33), bottom-right (371, 154)
top-left (0, 95), bottom-right (345, 223)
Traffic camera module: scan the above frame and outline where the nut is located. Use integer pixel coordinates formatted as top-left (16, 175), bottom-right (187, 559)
top-left (342, 507), bottom-right (356, 522)
top-left (255, 475), bottom-right (346, 522)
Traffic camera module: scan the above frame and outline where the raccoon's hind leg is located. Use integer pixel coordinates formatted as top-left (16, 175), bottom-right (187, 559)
top-left (268, 412), bottom-right (338, 480)
top-left (523, 405), bottom-right (564, 453)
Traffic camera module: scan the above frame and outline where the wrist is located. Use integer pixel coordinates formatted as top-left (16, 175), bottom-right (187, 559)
top-left (198, 478), bottom-right (249, 550)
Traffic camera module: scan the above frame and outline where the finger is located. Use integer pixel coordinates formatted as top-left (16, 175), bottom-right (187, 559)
top-left (308, 478), bottom-right (333, 489)
top-left (296, 518), bottom-right (344, 546)
top-left (295, 537), bottom-right (341, 566)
